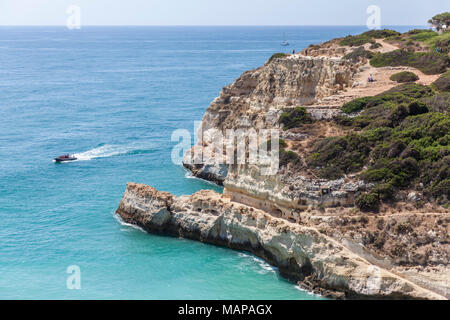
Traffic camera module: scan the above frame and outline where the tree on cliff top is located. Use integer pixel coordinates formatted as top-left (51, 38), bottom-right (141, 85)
top-left (428, 12), bottom-right (450, 31)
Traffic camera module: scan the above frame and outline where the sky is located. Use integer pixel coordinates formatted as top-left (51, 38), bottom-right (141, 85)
top-left (0, 0), bottom-right (448, 26)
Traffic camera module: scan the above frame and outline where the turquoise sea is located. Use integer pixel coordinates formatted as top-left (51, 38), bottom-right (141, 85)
top-left (0, 26), bottom-right (418, 299)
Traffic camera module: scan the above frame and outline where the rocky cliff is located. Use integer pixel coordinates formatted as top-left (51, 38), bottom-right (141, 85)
top-left (183, 54), bottom-right (359, 185)
top-left (118, 29), bottom-right (449, 299)
top-left (116, 183), bottom-right (446, 300)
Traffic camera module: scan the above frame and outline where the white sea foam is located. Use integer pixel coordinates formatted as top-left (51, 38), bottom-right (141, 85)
top-left (238, 252), bottom-right (277, 274)
top-left (113, 212), bottom-right (146, 233)
top-left (294, 285), bottom-right (322, 297)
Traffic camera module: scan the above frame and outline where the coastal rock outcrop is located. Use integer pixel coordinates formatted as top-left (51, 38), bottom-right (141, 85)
top-left (183, 55), bottom-right (358, 184)
top-left (116, 183), bottom-right (446, 300)
top-left (199, 55), bottom-right (355, 130)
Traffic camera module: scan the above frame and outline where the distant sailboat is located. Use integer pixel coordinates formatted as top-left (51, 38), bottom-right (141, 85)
top-left (281, 33), bottom-right (289, 46)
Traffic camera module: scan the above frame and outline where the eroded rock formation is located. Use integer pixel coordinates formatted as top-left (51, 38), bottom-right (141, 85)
top-left (116, 183), bottom-right (446, 300)
top-left (183, 55), bottom-right (358, 185)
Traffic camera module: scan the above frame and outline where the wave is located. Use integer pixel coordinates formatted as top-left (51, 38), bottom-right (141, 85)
top-left (238, 252), bottom-right (277, 275)
top-left (294, 285), bottom-right (323, 297)
top-left (73, 143), bottom-right (155, 161)
top-left (113, 212), bottom-right (146, 233)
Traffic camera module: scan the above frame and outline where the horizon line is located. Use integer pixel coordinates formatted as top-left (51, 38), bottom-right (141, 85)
top-left (0, 24), bottom-right (429, 27)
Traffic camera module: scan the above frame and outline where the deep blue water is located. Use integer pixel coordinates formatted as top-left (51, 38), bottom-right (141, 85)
top-left (0, 26), bottom-right (418, 299)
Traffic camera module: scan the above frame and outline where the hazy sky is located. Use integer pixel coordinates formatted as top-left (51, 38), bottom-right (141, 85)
top-left (0, 0), bottom-right (448, 26)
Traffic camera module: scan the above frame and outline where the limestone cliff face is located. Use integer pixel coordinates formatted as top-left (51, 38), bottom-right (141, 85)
top-left (223, 162), bottom-right (371, 220)
top-left (183, 55), bottom-right (358, 185)
top-left (116, 183), bottom-right (445, 300)
top-left (200, 55), bottom-right (355, 131)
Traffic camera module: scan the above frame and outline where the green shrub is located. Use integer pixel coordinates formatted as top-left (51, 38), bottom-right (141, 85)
top-left (360, 168), bottom-right (392, 182)
top-left (341, 83), bottom-right (433, 115)
top-left (363, 29), bottom-right (401, 39)
top-left (279, 107), bottom-right (313, 130)
top-left (340, 35), bottom-right (374, 47)
top-left (421, 92), bottom-right (450, 113)
top-left (309, 134), bottom-right (371, 179)
top-left (361, 112), bottom-right (449, 191)
top-left (390, 71), bottom-right (419, 83)
top-left (314, 82), bottom-right (449, 204)
top-left (404, 24), bottom-right (448, 53)
top-left (408, 29), bottom-right (438, 42)
top-left (370, 49), bottom-right (449, 75)
top-left (407, 29), bottom-right (427, 35)
top-left (268, 53), bottom-right (287, 63)
top-left (433, 71), bottom-right (450, 92)
top-left (394, 112), bottom-right (449, 143)
top-left (372, 183), bottom-right (394, 201)
top-left (341, 97), bottom-right (372, 114)
top-left (279, 150), bottom-right (302, 168)
top-left (407, 101), bottom-right (429, 116)
top-left (384, 83), bottom-right (434, 98)
top-left (434, 38), bottom-right (450, 54)
top-left (385, 83), bottom-right (434, 99)
top-left (340, 30), bottom-right (400, 47)
top-left (389, 104), bottom-right (409, 126)
top-left (278, 139), bottom-right (288, 149)
top-left (356, 193), bottom-right (380, 212)
top-left (428, 178), bottom-right (450, 198)
top-left (264, 139), bottom-right (287, 151)
top-left (343, 46), bottom-right (374, 62)
top-left (370, 42), bottom-right (382, 49)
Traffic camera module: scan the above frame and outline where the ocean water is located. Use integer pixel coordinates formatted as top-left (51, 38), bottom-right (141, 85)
top-left (0, 26), bottom-right (418, 300)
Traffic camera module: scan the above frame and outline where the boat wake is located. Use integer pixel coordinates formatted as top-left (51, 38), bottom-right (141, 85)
top-left (73, 143), bottom-right (155, 161)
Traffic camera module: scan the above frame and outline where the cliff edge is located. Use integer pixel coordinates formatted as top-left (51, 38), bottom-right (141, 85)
top-left (117, 183), bottom-right (446, 300)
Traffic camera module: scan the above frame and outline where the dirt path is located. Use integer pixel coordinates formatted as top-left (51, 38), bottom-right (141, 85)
top-left (297, 38), bottom-right (440, 110)
top-left (310, 64), bottom-right (440, 109)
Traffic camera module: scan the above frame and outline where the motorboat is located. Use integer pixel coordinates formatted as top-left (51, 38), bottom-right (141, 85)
top-left (54, 154), bottom-right (77, 163)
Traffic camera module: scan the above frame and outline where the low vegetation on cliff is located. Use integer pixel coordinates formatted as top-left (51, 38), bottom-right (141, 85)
top-left (265, 138), bottom-right (302, 168)
top-left (343, 46), bottom-right (374, 62)
top-left (279, 107), bottom-right (313, 130)
top-left (433, 71), bottom-right (450, 91)
top-left (311, 80), bottom-right (449, 211)
top-left (339, 29), bottom-right (400, 47)
top-left (384, 26), bottom-right (450, 53)
top-left (272, 20), bottom-right (450, 212)
top-left (390, 71), bottom-right (419, 83)
top-left (336, 21), bottom-right (450, 76)
top-left (370, 50), bottom-right (449, 74)
top-left (268, 52), bottom-right (288, 63)
top-left (341, 83), bottom-right (434, 114)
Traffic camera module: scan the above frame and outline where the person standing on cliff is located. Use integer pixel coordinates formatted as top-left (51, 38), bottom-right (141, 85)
top-left (292, 49), bottom-right (295, 55)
